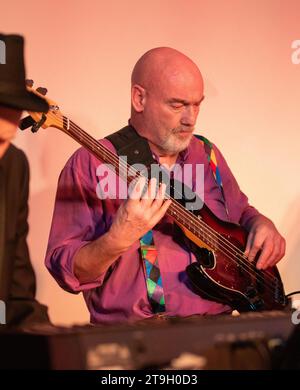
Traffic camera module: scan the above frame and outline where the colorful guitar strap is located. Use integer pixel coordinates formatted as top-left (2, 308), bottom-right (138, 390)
top-left (140, 134), bottom-right (227, 313)
top-left (194, 134), bottom-right (229, 216)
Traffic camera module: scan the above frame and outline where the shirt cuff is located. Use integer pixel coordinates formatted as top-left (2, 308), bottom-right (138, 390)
top-left (46, 241), bottom-right (107, 293)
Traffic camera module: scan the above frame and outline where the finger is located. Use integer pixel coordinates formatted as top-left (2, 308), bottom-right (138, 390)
top-left (279, 237), bottom-right (286, 261)
top-left (141, 177), bottom-right (158, 206)
top-left (256, 241), bottom-right (273, 269)
top-left (247, 236), bottom-right (264, 263)
top-left (265, 238), bottom-right (286, 268)
top-left (263, 242), bottom-right (281, 268)
top-left (151, 198), bottom-right (172, 226)
top-left (128, 176), bottom-right (147, 200)
top-left (244, 231), bottom-right (254, 257)
top-left (151, 182), bottom-right (167, 210)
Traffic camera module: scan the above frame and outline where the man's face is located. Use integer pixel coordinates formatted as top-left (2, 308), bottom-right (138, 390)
top-left (0, 106), bottom-right (22, 143)
top-left (141, 68), bottom-right (204, 155)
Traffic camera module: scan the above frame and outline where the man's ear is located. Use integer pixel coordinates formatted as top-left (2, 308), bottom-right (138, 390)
top-left (131, 84), bottom-right (146, 112)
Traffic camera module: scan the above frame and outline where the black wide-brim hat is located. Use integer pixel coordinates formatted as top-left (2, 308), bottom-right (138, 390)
top-left (0, 34), bottom-right (49, 112)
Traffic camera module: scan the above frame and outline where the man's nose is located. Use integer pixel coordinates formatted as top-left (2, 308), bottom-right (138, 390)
top-left (181, 105), bottom-right (198, 126)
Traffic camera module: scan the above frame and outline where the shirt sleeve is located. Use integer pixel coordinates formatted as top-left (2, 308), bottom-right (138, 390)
top-left (45, 148), bottom-right (108, 293)
top-left (212, 143), bottom-right (261, 229)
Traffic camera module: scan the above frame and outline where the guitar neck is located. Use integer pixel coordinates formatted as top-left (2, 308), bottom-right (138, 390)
top-left (62, 117), bottom-right (136, 183)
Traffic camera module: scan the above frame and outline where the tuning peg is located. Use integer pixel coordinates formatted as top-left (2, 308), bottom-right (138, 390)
top-left (26, 79), bottom-right (34, 87)
top-left (19, 116), bottom-right (36, 131)
top-left (36, 87), bottom-right (48, 96)
top-left (31, 113), bottom-right (46, 133)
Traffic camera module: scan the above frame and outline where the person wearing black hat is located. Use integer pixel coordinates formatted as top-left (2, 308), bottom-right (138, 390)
top-left (0, 33), bottom-right (50, 327)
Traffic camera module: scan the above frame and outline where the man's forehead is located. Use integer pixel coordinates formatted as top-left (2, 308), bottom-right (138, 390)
top-left (156, 70), bottom-right (204, 98)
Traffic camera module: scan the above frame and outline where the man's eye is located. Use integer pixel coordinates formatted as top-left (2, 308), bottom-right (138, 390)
top-left (171, 104), bottom-right (183, 109)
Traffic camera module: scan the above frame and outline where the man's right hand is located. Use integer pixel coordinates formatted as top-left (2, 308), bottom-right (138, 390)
top-left (74, 176), bottom-right (172, 283)
top-left (108, 176), bottom-right (172, 248)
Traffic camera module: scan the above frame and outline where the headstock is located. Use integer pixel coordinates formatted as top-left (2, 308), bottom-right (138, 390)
top-left (20, 80), bottom-right (65, 133)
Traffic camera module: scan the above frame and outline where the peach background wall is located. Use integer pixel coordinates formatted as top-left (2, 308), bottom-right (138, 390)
top-left (1, 0), bottom-right (300, 325)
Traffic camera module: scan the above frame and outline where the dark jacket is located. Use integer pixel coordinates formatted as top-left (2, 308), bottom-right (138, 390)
top-left (0, 143), bottom-right (49, 326)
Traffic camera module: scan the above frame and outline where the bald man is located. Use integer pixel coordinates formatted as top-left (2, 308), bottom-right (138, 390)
top-left (46, 47), bottom-right (285, 324)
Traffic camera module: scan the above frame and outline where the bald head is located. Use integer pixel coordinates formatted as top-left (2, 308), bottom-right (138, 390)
top-left (131, 47), bottom-right (203, 91)
top-left (130, 47), bottom-right (204, 156)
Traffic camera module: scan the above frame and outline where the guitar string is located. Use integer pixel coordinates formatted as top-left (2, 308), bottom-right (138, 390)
top-left (46, 112), bottom-right (281, 297)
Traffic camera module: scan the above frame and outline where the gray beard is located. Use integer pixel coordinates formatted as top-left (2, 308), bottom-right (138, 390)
top-left (160, 131), bottom-right (193, 154)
